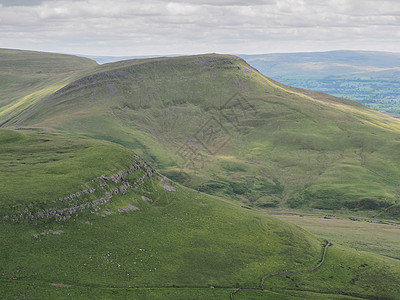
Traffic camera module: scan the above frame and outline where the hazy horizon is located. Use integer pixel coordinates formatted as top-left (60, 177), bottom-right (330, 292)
top-left (3, 48), bottom-right (400, 62)
top-left (1, 0), bottom-right (400, 56)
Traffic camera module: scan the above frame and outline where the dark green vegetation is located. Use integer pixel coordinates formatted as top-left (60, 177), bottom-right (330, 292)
top-left (1, 129), bottom-right (400, 299)
top-left (1, 49), bottom-right (400, 299)
top-left (2, 49), bottom-right (400, 217)
top-left (241, 51), bottom-right (400, 116)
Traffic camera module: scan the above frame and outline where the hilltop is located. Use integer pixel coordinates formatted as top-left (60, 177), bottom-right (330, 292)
top-left (1, 51), bottom-right (399, 218)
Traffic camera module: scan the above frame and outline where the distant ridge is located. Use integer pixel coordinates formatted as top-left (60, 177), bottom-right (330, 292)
top-left (77, 54), bottom-right (179, 64)
top-left (240, 50), bottom-right (400, 116)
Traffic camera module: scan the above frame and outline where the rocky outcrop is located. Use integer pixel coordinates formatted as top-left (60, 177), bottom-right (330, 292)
top-left (118, 204), bottom-right (139, 212)
top-left (0, 156), bottom-right (156, 223)
top-left (158, 175), bottom-right (176, 191)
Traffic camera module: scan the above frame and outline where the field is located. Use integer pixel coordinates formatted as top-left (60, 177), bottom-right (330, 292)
top-left (270, 210), bottom-right (400, 260)
top-left (241, 51), bottom-right (400, 116)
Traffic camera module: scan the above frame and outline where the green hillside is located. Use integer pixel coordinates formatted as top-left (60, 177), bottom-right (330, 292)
top-left (1, 128), bottom-right (399, 299)
top-left (3, 53), bottom-right (400, 218)
top-left (0, 48), bottom-right (98, 127)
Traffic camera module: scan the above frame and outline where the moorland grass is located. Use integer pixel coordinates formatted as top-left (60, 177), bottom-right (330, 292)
top-left (1, 129), bottom-right (399, 299)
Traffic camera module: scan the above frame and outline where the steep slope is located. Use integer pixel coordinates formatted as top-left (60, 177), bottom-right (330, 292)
top-left (0, 48), bottom-right (98, 127)
top-left (1, 128), bottom-right (399, 299)
top-left (4, 53), bottom-right (400, 217)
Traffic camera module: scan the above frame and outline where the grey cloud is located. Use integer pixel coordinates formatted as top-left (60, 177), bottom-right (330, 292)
top-left (0, 0), bottom-right (44, 6)
top-left (170, 0), bottom-right (275, 6)
top-left (0, 0), bottom-right (399, 55)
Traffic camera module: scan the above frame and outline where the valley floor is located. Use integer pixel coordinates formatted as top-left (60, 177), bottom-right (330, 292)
top-left (268, 209), bottom-right (400, 260)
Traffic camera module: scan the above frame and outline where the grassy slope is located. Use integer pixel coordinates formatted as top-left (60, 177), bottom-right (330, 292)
top-left (0, 128), bottom-right (133, 207)
top-left (1, 129), bottom-right (399, 299)
top-left (0, 48), bottom-right (98, 127)
top-left (4, 53), bottom-right (400, 217)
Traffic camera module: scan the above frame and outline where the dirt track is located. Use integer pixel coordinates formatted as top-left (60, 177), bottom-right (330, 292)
top-left (230, 241), bottom-right (331, 299)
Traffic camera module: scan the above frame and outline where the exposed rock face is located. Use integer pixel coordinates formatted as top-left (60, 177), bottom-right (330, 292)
top-left (118, 204), bottom-right (139, 212)
top-left (0, 156), bottom-right (157, 223)
top-left (158, 175), bottom-right (176, 191)
top-left (141, 196), bottom-right (153, 202)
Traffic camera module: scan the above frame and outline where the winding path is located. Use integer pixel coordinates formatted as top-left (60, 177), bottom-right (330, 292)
top-left (230, 241), bottom-right (331, 299)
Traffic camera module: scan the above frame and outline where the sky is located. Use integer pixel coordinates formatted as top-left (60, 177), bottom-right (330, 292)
top-left (0, 0), bottom-right (400, 56)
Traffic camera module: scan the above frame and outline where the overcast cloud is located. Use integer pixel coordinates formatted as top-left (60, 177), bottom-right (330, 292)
top-left (0, 0), bottom-right (399, 56)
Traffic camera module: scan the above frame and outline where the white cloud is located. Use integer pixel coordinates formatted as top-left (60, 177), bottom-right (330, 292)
top-left (0, 0), bottom-right (399, 55)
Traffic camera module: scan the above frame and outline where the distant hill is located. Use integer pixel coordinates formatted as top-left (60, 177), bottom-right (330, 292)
top-left (78, 54), bottom-right (166, 64)
top-left (240, 50), bottom-right (400, 117)
top-left (0, 48), bottom-right (98, 127)
top-left (1, 51), bottom-right (400, 218)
